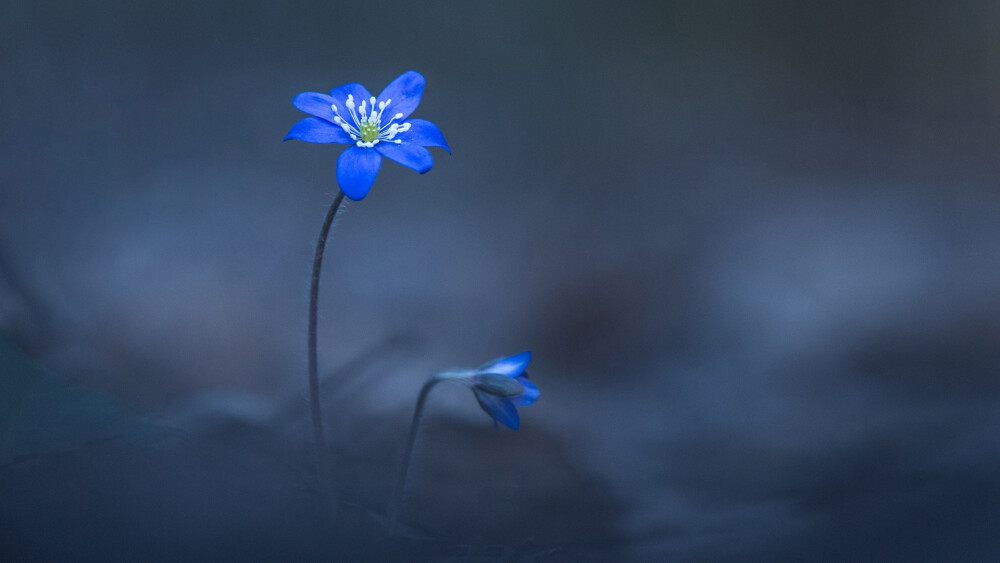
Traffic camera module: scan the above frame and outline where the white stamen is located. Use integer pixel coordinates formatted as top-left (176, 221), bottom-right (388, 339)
top-left (348, 103), bottom-right (362, 129)
top-left (327, 92), bottom-right (414, 148)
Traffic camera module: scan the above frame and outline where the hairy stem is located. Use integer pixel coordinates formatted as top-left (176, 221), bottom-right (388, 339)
top-left (308, 190), bottom-right (346, 514)
top-left (389, 374), bottom-right (445, 536)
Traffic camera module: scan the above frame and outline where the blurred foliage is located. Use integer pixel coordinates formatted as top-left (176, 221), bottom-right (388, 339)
top-left (0, 334), bottom-right (176, 464)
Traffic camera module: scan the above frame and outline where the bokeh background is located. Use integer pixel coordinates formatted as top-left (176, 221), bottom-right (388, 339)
top-left (2, 1), bottom-right (999, 561)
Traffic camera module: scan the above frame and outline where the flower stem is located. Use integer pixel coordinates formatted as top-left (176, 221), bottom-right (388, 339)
top-left (308, 190), bottom-right (346, 514)
top-left (388, 374), bottom-right (445, 536)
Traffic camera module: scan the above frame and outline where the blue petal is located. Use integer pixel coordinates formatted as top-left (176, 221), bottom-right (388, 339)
top-left (472, 373), bottom-right (526, 398)
top-left (377, 71), bottom-right (425, 121)
top-left (511, 375), bottom-right (539, 406)
top-left (329, 82), bottom-right (374, 123)
top-left (292, 91), bottom-right (339, 123)
top-left (477, 351), bottom-right (532, 378)
top-left (336, 146), bottom-right (382, 200)
top-left (403, 119), bottom-right (450, 154)
top-left (375, 142), bottom-right (433, 173)
top-left (474, 390), bottom-right (520, 430)
top-left (284, 117), bottom-right (351, 144)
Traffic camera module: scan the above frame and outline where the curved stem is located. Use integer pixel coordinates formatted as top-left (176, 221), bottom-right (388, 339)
top-left (389, 374), bottom-right (445, 536)
top-left (308, 190), bottom-right (346, 508)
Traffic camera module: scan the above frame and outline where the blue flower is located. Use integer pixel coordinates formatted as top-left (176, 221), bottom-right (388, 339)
top-left (465, 351), bottom-right (539, 430)
top-left (284, 71), bottom-right (450, 201)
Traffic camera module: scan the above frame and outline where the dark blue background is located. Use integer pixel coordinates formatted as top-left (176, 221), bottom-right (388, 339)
top-left (2, 1), bottom-right (999, 560)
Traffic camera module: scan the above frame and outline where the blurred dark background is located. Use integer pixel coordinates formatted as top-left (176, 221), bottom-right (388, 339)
top-left (2, 1), bottom-right (999, 561)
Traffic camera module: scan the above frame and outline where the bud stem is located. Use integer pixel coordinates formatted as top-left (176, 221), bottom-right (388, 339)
top-left (388, 373), bottom-right (446, 536)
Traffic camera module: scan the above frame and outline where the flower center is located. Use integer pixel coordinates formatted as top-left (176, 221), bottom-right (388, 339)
top-left (330, 94), bottom-right (411, 148)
